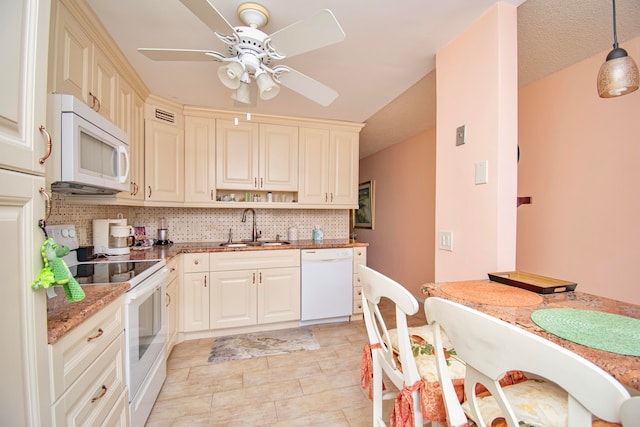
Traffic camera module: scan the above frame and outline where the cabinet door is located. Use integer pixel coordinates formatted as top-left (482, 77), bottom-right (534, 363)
top-left (330, 130), bottom-right (359, 205)
top-left (210, 270), bottom-right (256, 329)
top-left (259, 124), bottom-right (298, 191)
top-left (215, 119), bottom-right (259, 190)
top-left (166, 276), bottom-right (178, 354)
top-left (129, 94), bottom-right (145, 200)
top-left (52, 2), bottom-right (91, 105)
top-left (297, 127), bottom-right (330, 204)
top-left (185, 116), bottom-right (216, 202)
top-left (182, 272), bottom-right (209, 332)
top-left (144, 119), bottom-right (184, 202)
top-left (0, 0), bottom-right (49, 174)
top-left (91, 46), bottom-right (118, 123)
top-left (258, 267), bottom-right (301, 324)
top-left (0, 170), bottom-right (50, 425)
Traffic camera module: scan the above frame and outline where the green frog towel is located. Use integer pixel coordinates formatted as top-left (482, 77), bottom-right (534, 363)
top-left (32, 238), bottom-right (85, 302)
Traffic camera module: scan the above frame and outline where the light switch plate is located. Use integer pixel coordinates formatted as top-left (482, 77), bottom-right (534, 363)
top-left (456, 125), bottom-right (466, 146)
top-left (475, 160), bottom-right (488, 184)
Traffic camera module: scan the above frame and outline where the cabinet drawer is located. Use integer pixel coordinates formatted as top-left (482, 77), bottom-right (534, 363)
top-left (51, 333), bottom-right (126, 427)
top-left (210, 249), bottom-right (300, 271)
top-left (183, 252), bottom-right (209, 272)
top-left (167, 257), bottom-right (179, 283)
top-left (49, 298), bottom-right (124, 402)
top-left (353, 285), bottom-right (363, 314)
top-left (353, 247), bottom-right (367, 268)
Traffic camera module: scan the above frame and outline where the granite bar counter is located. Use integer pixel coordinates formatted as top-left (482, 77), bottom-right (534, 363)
top-left (422, 280), bottom-right (640, 393)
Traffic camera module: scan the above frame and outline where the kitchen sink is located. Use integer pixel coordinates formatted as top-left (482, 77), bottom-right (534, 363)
top-left (219, 240), bottom-right (290, 248)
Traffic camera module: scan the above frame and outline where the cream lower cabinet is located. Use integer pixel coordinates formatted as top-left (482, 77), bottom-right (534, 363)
top-left (166, 257), bottom-right (180, 355)
top-left (352, 247), bottom-right (367, 317)
top-left (181, 253), bottom-right (210, 333)
top-left (181, 250), bottom-right (300, 333)
top-left (49, 297), bottom-right (128, 426)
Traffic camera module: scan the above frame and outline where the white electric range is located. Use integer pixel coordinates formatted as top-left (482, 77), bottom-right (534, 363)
top-left (46, 224), bottom-right (168, 427)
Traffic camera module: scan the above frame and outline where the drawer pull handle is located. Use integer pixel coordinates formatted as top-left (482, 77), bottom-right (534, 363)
top-left (204, 275), bottom-right (207, 287)
top-left (170, 267), bottom-right (176, 272)
top-left (91, 385), bottom-right (107, 403)
top-left (166, 292), bottom-right (171, 306)
top-left (86, 328), bottom-right (104, 342)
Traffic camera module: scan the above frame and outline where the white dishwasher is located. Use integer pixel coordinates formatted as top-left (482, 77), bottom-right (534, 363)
top-left (301, 248), bottom-right (353, 325)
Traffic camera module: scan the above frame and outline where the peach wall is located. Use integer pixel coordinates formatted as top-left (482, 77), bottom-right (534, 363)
top-left (358, 127), bottom-right (436, 298)
top-left (517, 36), bottom-right (640, 304)
top-left (434, 4), bottom-right (518, 282)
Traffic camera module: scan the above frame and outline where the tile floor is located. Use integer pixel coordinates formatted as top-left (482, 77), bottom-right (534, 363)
top-left (146, 298), bottom-right (427, 426)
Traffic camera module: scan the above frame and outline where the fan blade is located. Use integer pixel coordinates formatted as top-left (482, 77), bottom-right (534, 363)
top-left (179, 0), bottom-right (237, 38)
top-left (267, 9), bottom-right (345, 58)
top-left (275, 67), bottom-right (338, 106)
top-left (138, 48), bottom-right (224, 61)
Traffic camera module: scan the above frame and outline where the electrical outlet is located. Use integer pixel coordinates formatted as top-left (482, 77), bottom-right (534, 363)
top-left (475, 160), bottom-right (488, 184)
top-left (438, 231), bottom-right (453, 251)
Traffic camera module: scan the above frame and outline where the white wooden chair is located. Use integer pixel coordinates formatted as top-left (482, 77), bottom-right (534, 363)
top-left (359, 265), bottom-right (427, 426)
top-left (424, 297), bottom-right (631, 427)
top-left (620, 396), bottom-right (640, 426)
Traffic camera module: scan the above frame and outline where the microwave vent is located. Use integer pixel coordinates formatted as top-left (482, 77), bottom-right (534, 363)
top-left (154, 108), bottom-right (175, 123)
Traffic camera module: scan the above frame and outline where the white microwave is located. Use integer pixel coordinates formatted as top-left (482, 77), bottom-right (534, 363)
top-left (47, 94), bottom-right (130, 195)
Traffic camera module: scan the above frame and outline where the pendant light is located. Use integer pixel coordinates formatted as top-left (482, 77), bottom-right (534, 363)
top-left (597, 0), bottom-right (639, 98)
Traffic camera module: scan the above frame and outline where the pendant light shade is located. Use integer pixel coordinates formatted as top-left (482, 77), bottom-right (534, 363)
top-left (597, 0), bottom-right (639, 98)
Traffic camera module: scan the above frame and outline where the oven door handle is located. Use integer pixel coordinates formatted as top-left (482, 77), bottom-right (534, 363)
top-left (126, 267), bottom-right (168, 301)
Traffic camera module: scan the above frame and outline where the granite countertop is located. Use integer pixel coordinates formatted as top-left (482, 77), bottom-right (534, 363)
top-left (422, 280), bottom-right (640, 393)
top-left (48, 239), bottom-right (367, 344)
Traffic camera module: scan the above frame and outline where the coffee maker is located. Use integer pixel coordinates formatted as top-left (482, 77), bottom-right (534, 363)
top-left (93, 218), bottom-right (131, 255)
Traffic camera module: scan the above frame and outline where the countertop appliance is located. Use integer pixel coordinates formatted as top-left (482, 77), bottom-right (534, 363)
top-left (93, 218), bottom-right (128, 255)
top-left (301, 248), bottom-right (353, 325)
top-left (48, 94), bottom-right (130, 195)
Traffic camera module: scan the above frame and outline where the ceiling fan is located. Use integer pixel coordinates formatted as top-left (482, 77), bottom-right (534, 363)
top-left (138, 0), bottom-right (346, 106)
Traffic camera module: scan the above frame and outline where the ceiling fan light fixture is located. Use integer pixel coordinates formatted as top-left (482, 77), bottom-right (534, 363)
top-left (597, 0), bottom-right (639, 98)
top-left (218, 61), bottom-right (245, 89)
top-left (256, 71), bottom-right (280, 100)
top-left (231, 81), bottom-right (251, 104)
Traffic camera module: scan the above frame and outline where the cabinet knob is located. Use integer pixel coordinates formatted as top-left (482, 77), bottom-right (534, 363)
top-left (194, 260), bottom-right (199, 265)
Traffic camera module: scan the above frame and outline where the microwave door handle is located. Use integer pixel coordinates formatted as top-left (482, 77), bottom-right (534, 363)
top-left (118, 145), bottom-right (130, 184)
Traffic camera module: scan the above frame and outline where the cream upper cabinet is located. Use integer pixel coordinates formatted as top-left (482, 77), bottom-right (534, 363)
top-left (129, 94), bottom-right (145, 200)
top-left (298, 128), bottom-right (359, 206)
top-left (185, 116), bottom-right (216, 202)
top-left (216, 120), bottom-right (298, 191)
top-left (0, 0), bottom-right (49, 175)
top-left (215, 119), bottom-right (259, 190)
top-left (91, 46), bottom-right (118, 123)
top-left (52, 2), bottom-right (91, 105)
top-left (52, 2), bottom-right (117, 121)
top-left (144, 99), bottom-right (184, 202)
top-left (330, 130), bottom-right (359, 205)
top-left (259, 124), bottom-right (298, 191)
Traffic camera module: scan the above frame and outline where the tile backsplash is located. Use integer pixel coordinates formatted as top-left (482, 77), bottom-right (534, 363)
top-left (48, 194), bottom-right (350, 245)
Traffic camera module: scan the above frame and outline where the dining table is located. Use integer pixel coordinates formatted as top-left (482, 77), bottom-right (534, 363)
top-left (422, 280), bottom-right (640, 394)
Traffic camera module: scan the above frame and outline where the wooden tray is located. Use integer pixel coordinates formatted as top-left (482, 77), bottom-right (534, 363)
top-left (488, 271), bottom-right (577, 294)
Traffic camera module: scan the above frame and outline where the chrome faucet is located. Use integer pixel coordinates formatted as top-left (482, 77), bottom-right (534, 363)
top-left (241, 208), bottom-right (258, 242)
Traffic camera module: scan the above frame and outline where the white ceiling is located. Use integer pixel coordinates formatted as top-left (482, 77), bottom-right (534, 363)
top-left (86, 0), bottom-right (640, 158)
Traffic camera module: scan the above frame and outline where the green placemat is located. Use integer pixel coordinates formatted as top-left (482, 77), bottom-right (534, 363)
top-left (531, 308), bottom-right (640, 356)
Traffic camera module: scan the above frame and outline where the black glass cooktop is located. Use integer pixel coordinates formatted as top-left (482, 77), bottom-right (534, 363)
top-left (70, 260), bottom-right (163, 285)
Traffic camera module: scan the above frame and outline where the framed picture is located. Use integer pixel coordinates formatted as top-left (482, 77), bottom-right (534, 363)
top-left (354, 180), bottom-right (375, 229)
